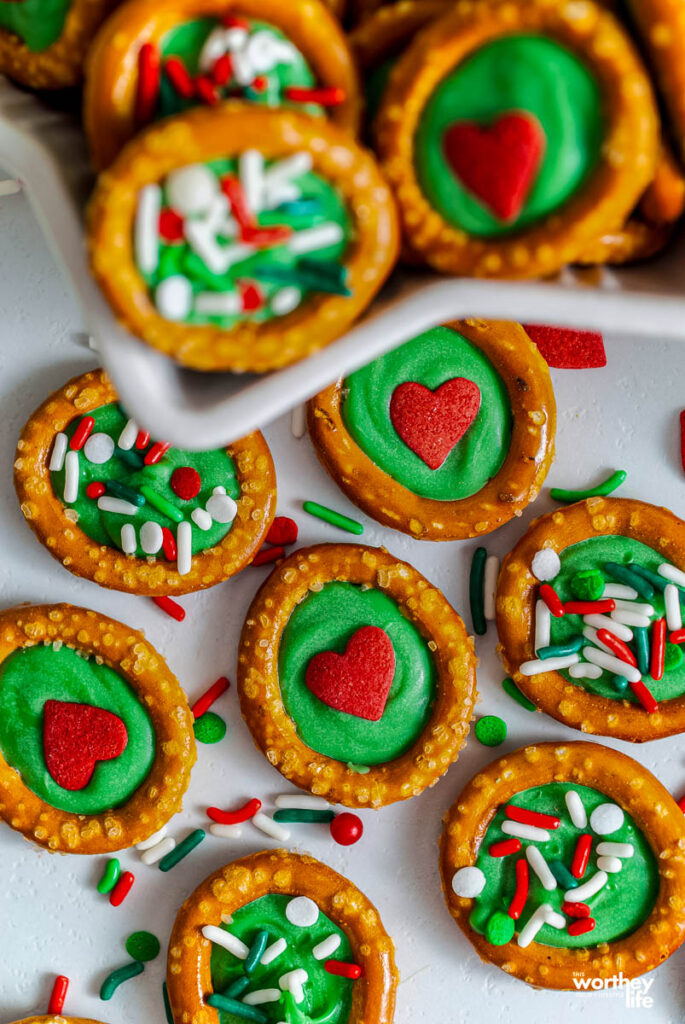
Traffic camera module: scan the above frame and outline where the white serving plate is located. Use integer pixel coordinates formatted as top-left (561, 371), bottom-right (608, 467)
top-left (3, 74), bottom-right (685, 450)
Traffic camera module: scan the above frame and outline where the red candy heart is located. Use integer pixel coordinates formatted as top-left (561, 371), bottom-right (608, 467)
top-left (389, 377), bottom-right (481, 470)
top-left (443, 112), bottom-right (545, 222)
top-left (43, 699), bottom-right (129, 791)
top-left (305, 626), bottom-right (395, 721)
top-left (524, 324), bottom-right (607, 369)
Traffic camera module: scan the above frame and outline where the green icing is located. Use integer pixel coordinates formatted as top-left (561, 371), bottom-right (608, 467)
top-left (415, 35), bottom-right (604, 237)
top-left (342, 326), bottom-right (512, 500)
top-left (50, 401), bottom-right (239, 558)
top-left (0, 0), bottom-right (71, 52)
top-left (549, 536), bottom-right (685, 702)
top-left (211, 894), bottom-right (354, 1024)
top-left (471, 782), bottom-right (659, 948)
top-left (0, 644), bottom-right (155, 814)
top-left (279, 582), bottom-right (435, 764)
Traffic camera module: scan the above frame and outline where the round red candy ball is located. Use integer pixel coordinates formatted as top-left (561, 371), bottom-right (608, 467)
top-left (330, 812), bottom-right (363, 846)
top-left (171, 466), bottom-right (201, 500)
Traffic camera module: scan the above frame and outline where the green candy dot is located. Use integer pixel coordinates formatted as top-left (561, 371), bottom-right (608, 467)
top-left (193, 712), bottom-right (227, 744)
top-left (665, 643), bottom-right (683, 672)
top-left (485, 911), bottom-right (515, 946)
top-left (126, 930), bottom-right (161, 962)
top-left (475, 715), bottom-right (507, 747)
top-left (570, 569), bottom-right (605, 602)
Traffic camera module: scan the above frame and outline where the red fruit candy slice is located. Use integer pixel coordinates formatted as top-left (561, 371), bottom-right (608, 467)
top-left (43, 699), bottom-right (128, 791)
top-left (524, 324), bottom-right (607, 369)
top-left (305, 625), bottom-right (395, 721)
top-left (389, 377), bottom-right (481, 470)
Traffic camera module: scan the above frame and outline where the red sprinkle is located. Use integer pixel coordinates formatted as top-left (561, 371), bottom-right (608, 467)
top-left (241, 224), bottom-right (292, 248)
top-left (630, 680), bottom-right (659, 714)
top-left (539, 583), bottom-right (565, 617)
top-left (563, 599), bottom-right (616, 615)
top-left (144, 441), bottom-right (170, 465)
top-left (567, 917), bottom-right (596, 937)
top-left (159, 208), bottom-right (185, 242)
top-left (251, 544), bottom-right (285, 567)
top-left (135, 42), bottom-right (161, 124)
top-left (680, 410), bottom-right (685, 475)
top-left (152, 596), bottom-right (185, 622)
top-left (86, 481), bottom-right (106, 500)
top-left (221, 175), bottom-right (255, 232)
top-left (489, 838), bottom-right (522, 858)
top-left (330, 812), bottom-right (363, 846)
top-left (222, 13), bottom-right (249, 27)
top-left (650, 617), bottom-right (667, 681)
top-left (285, 85), bottom-right (346, 106)
top-left (171, 466), bottom-right (201, 500)
top-left (571, 834), bottom-right (592, 879)
top-left (164, 56), bottom-right (195, 98)
top-left (109, 871), bottom-right (135, 907)
top-left (161, 527), bottom-right (177, 561)
top-left (505, 805), bottom-right (560, 830)
top-left (239, 280), bottom-right (264, 312)
top-left (70, 416), bottom-right (95, 451)
top-left (135, 430), bottom-right (150, 450)
top-left (212, 52), bottom-right (232, 86)
top-left (562, 901), bottom-right (591, 918)
top-left (265, 516), bottom-right (299, 546)
top-left (192, 676), bottom-right (230, 719)
top-left (207, 797), bottom-right (261, 825)
top-left (671, 628), bottom-right (685, 645)
top-left (195, 75), bottom-right (220, 105)
top-left (324, 961), bottom-right (363, 980)
top-left (250, 75), bottom-right (269, 93)
top-left (47, 975), bottom-right (69, 1015)
top-left (678, 795), bottom-right (685, 815)
top-left (507, 858), bottom-right (529, 920)
top-left (596, 628), bottom-right (638, 667)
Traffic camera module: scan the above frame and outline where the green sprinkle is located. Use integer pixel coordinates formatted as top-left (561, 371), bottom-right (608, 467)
top-left (347, 763), bottom-right (370, 774)
top-left (570, 569), bottom-right (604, 602)
top-left (226, 976), bottom-right (251, 998)
top-left (634, 627), bottom-right (650, 675)
top-left (604, 563), bottom-right (655, 600)
top-left (273, 808), bottom-right (336, 823)
top-left (474, 715), bottom-right (507, 747)
top-left (303, 500), bottom-right (363, 535)
top-left (162, 981), bottom-right (174, 1024)
top-left (126, 930), bottom-right (160, 962)
top-left (550, 470), bottom-right (627, 503)
top-left (256, 260), bottom-right (351, 296)
top-left (116, 448), bottom-right (144, 469)
top-left (100, 960), bottom-right (144, 1000)
top-left (485, 911), bottom-right (515, 946)
top-left (244, 929), bottom-right (269, 975)
top-left (612, 674), bottom-right (629, 694)
top-left (106, 479), bottom-right (146, 506)
top-left (549, 860), bottom-right (578, 889)
top-left (193, 712), bottom-right (227, 744)
top-left (140, 485), bottom-right (184, 523)
top-left (502, 677), bottom-right (537, 712)
top-left (158, 828), bottom-right (205, 872)
top-left (666, 642), bottom-right (683, 672)
top-left (469, 546), bottom-right (487, 636)
top-left (626, 563), bottom-right (667, 593)
top-left (97, 857), bottom-right (120, 894)
top-left (206, 993), bottom-right (269, 1022)
top-left (537, 636), bottom-right (584, 659)
top-left (277, 198), bottom-right (322, 217)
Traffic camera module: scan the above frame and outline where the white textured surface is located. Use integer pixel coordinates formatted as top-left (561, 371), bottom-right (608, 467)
top-left (1, 187), bottom-right (685, 1023)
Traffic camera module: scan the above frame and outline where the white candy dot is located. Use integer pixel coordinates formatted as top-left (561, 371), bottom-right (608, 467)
top-left (451, 866), bottom-right (485, 898)
top-left (589, 803), bottom-right (625, 836)
top-left (285, 896), bottom-right (319, 928)
top-left (140, 520), bottom-right (163, 555)
top-left (206, 492), bottom-right (238, 524)
top-left (155, 276), bottom-right (193, 321)
top-left (531, 548), bottom-right (561, 582)
top-left (166, 164), bottom-right (218, 216)
top-left (83, 431), bottom-right (115, 465)
top-left (271, 287), bottom-right (302, 316)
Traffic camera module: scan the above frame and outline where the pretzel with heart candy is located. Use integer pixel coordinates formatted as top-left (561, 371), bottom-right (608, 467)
top-left (237, 543), bottom-right (476, 807)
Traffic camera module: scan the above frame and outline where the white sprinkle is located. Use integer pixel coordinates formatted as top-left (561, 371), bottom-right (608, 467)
top-left (240, 149), bottom-right (264, 214)
top-left (84, 432), bottom-right (115, 465)
top-left (63, 450), bottom-right (80, 503)
top-left (260, 937), bottom-right (287, 966)
top-left (209, 823), bottom-right (243, 839)
top-left (141, 835), bottom-right (176, 865)
top-left (564, 870), bottom-right (608, 903)
top-left (194, 291), bottom-right (242, 317)
top-left (224, 26), bottom-right (248, 52)
top-left (597, 842), bottom-right (633, 858)
top-left (543, 908), bottom-right (566, 929)
top-left (517, 905), bottom-right (548, 948)
top-left (658, 563), bottom-right (685, 589)
top-left (199, 26), bottom-right (228, 73)
top-left (451, 866), bottom-right (486, 899)
top-left (603, 583), bottom-right (638, 600)
top-left (279, 969), bottom-right (308, 998)
top-left (98, 496), bottom-right (139, 516)
top-left (525, 847), bottom-right (556, 890)
top-left (213, 485), bottom-right (226, 494)
top-left (483, 555), bottom-right (499, 621)
top-left (231, 47), bottom-right (254, 85)
top-left (274, 794), bottom-right (329, 810)
top-left (582, 646), bottom-right (641, 683)
top-left (313, 934), bottom-right (342, 960)
top-left (252, 811), bottom-right (289, 842)
top-left (665, 583), bottom-right (683, 632)
top-left (596, 855), bottom-right (622, 874)
top-left (191, 507), bottom-right (213, 531)
top-left (206, 492), bottom-right (237, 523)
top-left (291, 404), bottom-right (307, 439)
top-left (610, 609), bottom-right (651, 629)
top-left (118, 418), bottom-right (138, 450)
top-left (534, 599), bottom-right (551, 651)
top-left (140, 520), bottom-right (163, 554)
top-left (502, 821), bottom-right (550, 843)
top-left (136, 826), bottom-right (168, 851)
top-left (155, 275), bottom-right (193, 321)
top-left (134, 184), bottom-right (161, 274)
top-left (49, 432), bottom-right (68, 472)
top-left (243, 990), bottom-right (281, 1006)
top-left (185, 221), bottom-right (254, 273)
top-left (583, 614), bottom-right (633, 642)
top-left (568, 662), bottom-right (603, 680)
top-left (565, 790), bottom-right (587, 829)
top-left (121, 523), bottom-right (136, 554)
top-left (612, 599), bottom-right (655, 617)
top-left (263, 153), bottom-right (313, 188)
top-left (177, 520), bottom-right (192, 576)
top-left (285, 896), bottom-right (319, 928)
top-left (590, 802), bottom-right (625, 835)
top-left (582, 625), bottom-right (614, 655)
top-left (289, 222), bottom-right (343, 255)
top-left (271, 287), bottom-right (302, 316)
top-left (202, 925), bottom-right (249, 959)
top-left (166, 164), bottom-right (218, 216)
top-left (247, 30), bottom-right (294, 73)
top-left (519, 654), bottom-right (579, 676)
top-left (531, 548), bottom-right (561, 582)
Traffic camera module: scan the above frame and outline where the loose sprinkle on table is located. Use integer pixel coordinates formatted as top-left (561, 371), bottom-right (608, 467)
top-left (483, 555), bottom-right (499, 621)
top-left (136, 826), bottom-right (167, 852)
top-left (302, 500), bottom-right (364, 535)
top-left (208, 798), bottom-right (262, 825)
top-left (273, 808), bottom-right (335, 823)
top-left (48, 975), bottom-right (69, 1015)
top-left (140, 835), bottom-right (176, 866)
top-left (109, 871), bottom-right (135, 907)
top-left (291, 404), bottom-right (307, 439)
top-left (252, 811), bottom-right (290, 842)
top-left (159, 828), bottom-right (205, 871)
top-left (97, 857), bottom-right (121, 894)
top-left (469, 546), bottom-right (487, 636)
top-left (680, 410), bottom-right (685, 474)
top-left (163, 981), bottom-right (174, 1024)
top-left (550, 470), bottom-right (627, 503)
top-left (151, 596), bottom-right (186, 621)
top-left (100, 960), bottom-right (144, 1000)
top-left (192, 675), bottom-right (230, 718)
top-left (251, 544), bottom-right (286, 567)
top-left (501, 677), bottom-right (537, 711)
